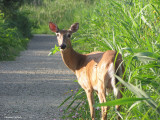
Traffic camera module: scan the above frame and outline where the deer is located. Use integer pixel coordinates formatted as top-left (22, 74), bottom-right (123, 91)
top-left (49, 22), bottom-right (124, 120)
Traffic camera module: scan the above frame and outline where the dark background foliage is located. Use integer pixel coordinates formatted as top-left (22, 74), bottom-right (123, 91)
top-left (0, 0), bottom-right (37, 60)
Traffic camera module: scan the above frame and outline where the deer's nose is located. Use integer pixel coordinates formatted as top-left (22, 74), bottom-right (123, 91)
top-left (60, 44), bottom-right (66, 49)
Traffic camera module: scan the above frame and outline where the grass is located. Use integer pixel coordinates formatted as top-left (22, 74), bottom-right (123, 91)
top-left (57, 0), bottom-right (160, 119)
top-left (20, 0), bottom-right (160, 119)
top-left (20, 0), bottom-right (95, 34)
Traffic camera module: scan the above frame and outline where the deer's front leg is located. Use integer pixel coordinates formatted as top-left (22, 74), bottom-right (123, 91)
top-left (85, 89), bottom-right (95, 120)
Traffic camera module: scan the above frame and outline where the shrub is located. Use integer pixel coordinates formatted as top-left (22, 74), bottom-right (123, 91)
top-left (0, 0), bottom-right (37, 60)
top-left (0, 12), bottom-right (29, 60)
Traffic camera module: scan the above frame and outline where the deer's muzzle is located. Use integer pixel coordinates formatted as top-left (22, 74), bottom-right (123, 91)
top-left (60, 44), bottom-right (67, 49)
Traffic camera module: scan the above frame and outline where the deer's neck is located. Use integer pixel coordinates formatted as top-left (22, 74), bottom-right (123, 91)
top-left (60, 47), bottom-right (86, 73)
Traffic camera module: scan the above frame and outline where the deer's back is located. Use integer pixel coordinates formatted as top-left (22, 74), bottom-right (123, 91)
top-left (76, 50), bottom-right (122, 90)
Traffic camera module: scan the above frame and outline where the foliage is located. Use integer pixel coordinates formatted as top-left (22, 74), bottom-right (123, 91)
top-left (0, 0), bottom-right (37, 60)
top-left (56, 0), bottom-right (160, 119)
top-left (0, 0), bottom-right (23, 17)
top-left (20, 0), bottom-right (95, 34)
top-left (48, 44), bottom-right (60, 56)
top-left (95, 97), bottom-right (149, 107)
top-left (5, 11), bottom-right (36, 38)
top-left (0, 12), bottom-right (29, 60)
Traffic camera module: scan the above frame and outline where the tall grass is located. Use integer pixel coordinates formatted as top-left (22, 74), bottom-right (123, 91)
top-left (20, 0), bottom-right (95, 34)
top-left (58, 0), bottom-right (160, 119)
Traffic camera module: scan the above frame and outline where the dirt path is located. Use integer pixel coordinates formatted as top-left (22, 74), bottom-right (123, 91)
top-left (0, 35), bottom-right (77, 120)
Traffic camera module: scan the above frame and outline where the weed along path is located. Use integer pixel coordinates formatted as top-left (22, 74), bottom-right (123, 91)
top-left (0, 35), bottom-right (77, 120)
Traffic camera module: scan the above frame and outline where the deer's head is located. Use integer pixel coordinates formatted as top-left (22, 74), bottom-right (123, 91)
top-left (49, 22), bottom-right (79, 50)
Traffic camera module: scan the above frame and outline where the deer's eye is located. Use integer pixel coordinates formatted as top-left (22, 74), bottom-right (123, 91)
top-left (68, 34), bottom-right (71, 38)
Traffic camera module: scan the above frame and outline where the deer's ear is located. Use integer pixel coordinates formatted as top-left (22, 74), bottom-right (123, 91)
top-left (70, 23), bottom-right (79, 33)
top-left (49, 22), bottom-right (59, 33)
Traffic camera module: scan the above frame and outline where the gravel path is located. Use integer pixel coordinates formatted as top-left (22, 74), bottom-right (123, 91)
top-left (0, 35), bottom-right (77, 120)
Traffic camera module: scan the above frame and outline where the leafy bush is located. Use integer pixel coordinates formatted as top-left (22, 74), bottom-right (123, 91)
top-left (6, 11), bottom-right (36, 38)
top-left (0, 0), bottom-right (37, 60)
top-left (0, 12), bottom-right (29, 60)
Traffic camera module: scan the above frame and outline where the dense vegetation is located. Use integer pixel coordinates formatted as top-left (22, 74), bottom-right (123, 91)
top-left (20, 0), bottom-right (94, 34)
top-left (0, 0), bottom-right (36, 60)
top-left (48, 0), bottom-right (160, 119)
top-left (2, 0), bottom-right (160, 119)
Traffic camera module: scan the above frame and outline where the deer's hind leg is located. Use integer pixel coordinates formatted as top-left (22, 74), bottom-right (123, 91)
top-left (110, 63), bottom-right (124, 120)
top-left (115, 65), bottom-right (124, 120)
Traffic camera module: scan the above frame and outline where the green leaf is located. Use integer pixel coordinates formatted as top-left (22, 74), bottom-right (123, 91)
top-left (94, 97), bottom-right (148, 107)
top-left (114, 75), bottom-right (160, 115)
top-left (48, 44), bottom-right (60, 56)
top-left (129, 10), bottom-right (138, 28)
top-left (102, 38), bottom-right (114, 50)
top-left (133, 52), bottom-right (160, 62)
top-left (59, 95), bottom-right (72, 108)
top-left (94, 39), bottom-right (109, 48)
